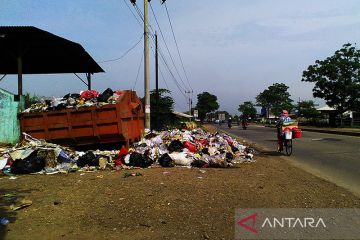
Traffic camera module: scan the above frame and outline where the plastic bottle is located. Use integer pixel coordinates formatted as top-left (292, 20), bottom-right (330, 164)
top-left (0, 218), bottom-right (9, 225)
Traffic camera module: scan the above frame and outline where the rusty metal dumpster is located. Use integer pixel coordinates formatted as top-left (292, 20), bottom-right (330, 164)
top-left (19, 90), bottom-right (144, 147)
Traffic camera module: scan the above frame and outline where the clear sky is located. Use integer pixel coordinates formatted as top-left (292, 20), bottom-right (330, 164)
top-left (1, 0), bottom-right (360, 114)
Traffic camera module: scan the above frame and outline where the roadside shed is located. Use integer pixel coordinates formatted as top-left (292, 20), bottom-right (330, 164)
top-left (0, 26), bottom-right (104, 144)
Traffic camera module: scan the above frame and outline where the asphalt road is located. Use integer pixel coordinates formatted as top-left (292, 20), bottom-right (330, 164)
top-left (216, 124), bottom-right (360, 196)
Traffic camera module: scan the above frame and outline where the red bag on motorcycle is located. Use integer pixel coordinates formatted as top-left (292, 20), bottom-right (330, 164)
top-left (292, 127), bottom-right (302, 139)
top-left (183, 141), bottom-right (197, 153)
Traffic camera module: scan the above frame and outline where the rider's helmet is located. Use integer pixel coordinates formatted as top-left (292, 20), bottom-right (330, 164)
top-left (281, 110), bottom-right (289, 116)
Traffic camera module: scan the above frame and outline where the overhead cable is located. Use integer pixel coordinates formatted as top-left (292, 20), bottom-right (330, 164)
top-left (132, 51), bottom-right (144, 90)
top-left (122, 0), bottom-right (143, 28)
top-left (149, 2), bottom-right (189, 92)
top-left (164, 2), bottom-right (192, 91)
top-left (98, 35), bottom-right (143, 63)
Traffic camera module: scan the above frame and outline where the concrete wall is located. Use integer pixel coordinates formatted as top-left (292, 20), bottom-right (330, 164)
top-left (0, 89), bottom-right (24, 144)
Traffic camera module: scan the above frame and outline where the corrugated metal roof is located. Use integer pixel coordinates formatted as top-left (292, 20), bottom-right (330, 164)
top-left (317, 105), bottom-right (336, 111)
top-left (0, 26), bottom-right (104, 74)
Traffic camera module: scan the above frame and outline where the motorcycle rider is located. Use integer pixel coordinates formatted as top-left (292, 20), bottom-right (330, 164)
top-left (228, 117), bottom-right (232, 128)
top-left (241, 117), bottom-right (247, 129)
top-left (276, 110), bottom-right (292, 152)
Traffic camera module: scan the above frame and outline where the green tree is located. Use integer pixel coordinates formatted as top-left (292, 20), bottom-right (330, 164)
top-left (24, 93), bottom-right (39, 109)
top-left (296, 100), bottom-right (320, 118)
top-left (195, 92), bottom-right (219, 122)
top-left (238, 101), bottom-right (257, 119)
top-left (149, 89), bottom-right (175, 130)
top-left (256, 83), bottom-right (294, 117)
top-left (233, 115), bottom-right (239, 122)
top-left (302, 43), bottom-right (360, 124)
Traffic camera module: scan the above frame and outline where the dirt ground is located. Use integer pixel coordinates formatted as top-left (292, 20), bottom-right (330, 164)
top-left (1, 127), bottom-right (360, 240)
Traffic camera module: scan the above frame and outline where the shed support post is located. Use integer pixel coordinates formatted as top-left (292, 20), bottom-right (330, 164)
top-left (17, 57), bottom-right (23, 96)
top-left (86, 73), bottom-right (91, 90)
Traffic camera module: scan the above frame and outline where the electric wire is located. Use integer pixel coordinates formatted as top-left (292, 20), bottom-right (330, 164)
top-left (132, 51), bottom-right (144, 90)
top-left (159, 64), bottom-right (184, 110)
top-left (133, 3), bottom-right (145, 22)
top-left (164, 2), bottom-right (192, 91)
top-left (149, 2), bottom-right (189, 92)
top-left (149, 42), bottom-right (186, 109)
top-left (130, 2), bottom-right (188, 108)
top-left (122, 0), bottom-right (143, 28)
top-left (146, 21), bottom-right (188, 96)
top-left (149, 37), bottom-right (187, 99)
top-left (98, 35), bottom-right (143, 63)
top-left (133, 2), bottom-right (188, 99)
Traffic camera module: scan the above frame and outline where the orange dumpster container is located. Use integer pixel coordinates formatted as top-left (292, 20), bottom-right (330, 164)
top-left (19, 90), bottom-right (144, 147)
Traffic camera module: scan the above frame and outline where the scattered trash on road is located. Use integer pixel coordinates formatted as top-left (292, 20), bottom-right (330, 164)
top-left (0, 218), bottom-right (10, 226)
top-left (123, 172), bottom-right (143, 178)
top-left (10, 199), bottom-right (33, 211)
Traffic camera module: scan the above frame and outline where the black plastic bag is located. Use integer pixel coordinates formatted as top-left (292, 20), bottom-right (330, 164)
top-left (127, 152), bottom-right (153, 168)
top-left (191, 159), bottom-right (207, 168)
top-left (158, 153), bottom-right (174, 167)
top-left (145, 132), bottom-right (157, 139)
top-left (225, 152), bottom-right (234, 160)
top-left (202, 148), bottom-right (209, 155)
top-left (97, 88), bottom-right (114, 102)
top-left (64, 93), bottom-right (80, 99)
top-left (11, 155), bottom-right (46, 174)
top-left (231, 145), bottom-right (239, 153)
top-left (167, 140), bottom-right (184, 153)
top-left (77, 152), bottom-right (99, 167)
top-left (54, 103), bottom-right (66, 110)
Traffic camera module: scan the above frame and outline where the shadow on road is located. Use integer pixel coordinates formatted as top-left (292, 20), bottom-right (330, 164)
top-left (258, 150), bottom-right (283, 157)
top-left (0, 187), bottom-right (33, 239)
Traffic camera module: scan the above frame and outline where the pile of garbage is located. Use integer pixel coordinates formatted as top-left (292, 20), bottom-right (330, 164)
top-left (0, 129), bottom-right (255, 175)
top-left (23, 88), bottom-right (124, 113)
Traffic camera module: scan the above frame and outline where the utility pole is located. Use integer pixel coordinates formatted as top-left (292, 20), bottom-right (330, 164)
top-left (185, 90), bottom-right (193, 118)
top-left (144, 0), bottom-right (151, 130)
top-left (155, 31), bottom-right (159, 130)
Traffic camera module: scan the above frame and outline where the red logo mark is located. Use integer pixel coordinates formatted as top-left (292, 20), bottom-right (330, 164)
top-left (237, 213), bottom-right (258, 234)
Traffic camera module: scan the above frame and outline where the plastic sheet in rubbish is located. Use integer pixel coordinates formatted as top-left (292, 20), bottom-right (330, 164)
top-left (77, 152), bottom-right (99, 167)
top-left (158, 153), bottom-right (175, 167)
top-left (11, 154), bottom-right (46, 174)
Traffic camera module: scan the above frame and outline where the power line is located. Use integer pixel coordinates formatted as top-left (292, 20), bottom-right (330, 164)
top-left (132, 51), bottom-right (144, 90)
top-left (122, 0), bottom-right (142, 28)
top-left (158, 61), bottom-right (187, 110)
top-left (129, 1), bottom-right (188, 108)
top-left (133, 2), bottom-right (187, 98)
top-left (133, 3), bottom-right (145, 22)
top-left (164, 2), bottom-right (192, 91)
top-left (159, 65), bottom-right (184, 110)
top-left (149, 2), bottom-right (189, 92)
top-left (149, 39), bottom-right (187, 109)
top-left (149, 36), bottom-right (188, 99)
top-left (98, 35), bottom-right (143, 63)
top-left (155, 40), bottom-right (188, 98)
